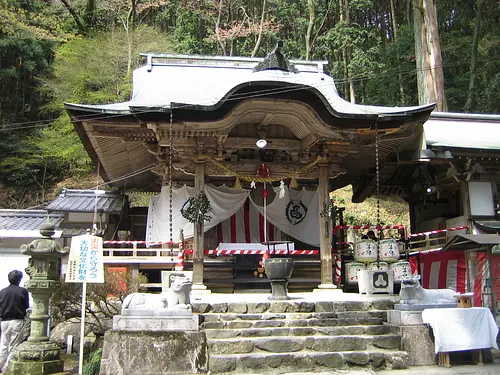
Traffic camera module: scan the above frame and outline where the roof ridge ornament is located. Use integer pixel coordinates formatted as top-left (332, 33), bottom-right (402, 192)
top-left (253, 40), bottom-right (299, 74)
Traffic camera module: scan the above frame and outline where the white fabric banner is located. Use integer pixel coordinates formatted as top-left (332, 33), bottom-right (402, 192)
top-left (146, 185), bottom-right (249, 242)
top-left (146, 184), bottom-right (321, 247)
top-left (249, 186), bottom-right (320, 247)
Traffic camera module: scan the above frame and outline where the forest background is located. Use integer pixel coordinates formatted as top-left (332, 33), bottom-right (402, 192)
top-left (0, 0), bottom-right (498, 225)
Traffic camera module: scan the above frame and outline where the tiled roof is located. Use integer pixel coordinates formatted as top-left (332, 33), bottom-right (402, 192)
top-left (0, 210), bottom-right (64, 231)
top-left (46, 188), bottom-right (125, 214)
top-left (0, 210), bottom-right (92, 238)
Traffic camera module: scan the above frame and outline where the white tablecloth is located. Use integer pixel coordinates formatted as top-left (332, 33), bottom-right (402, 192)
top-left (422, 307), bottom-right (499, 353)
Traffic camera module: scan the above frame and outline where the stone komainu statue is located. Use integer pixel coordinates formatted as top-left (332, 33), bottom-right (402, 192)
top-left (399, 275), bottom-right (456, 304)
top-left (122, 276), bottom-right (192, 311)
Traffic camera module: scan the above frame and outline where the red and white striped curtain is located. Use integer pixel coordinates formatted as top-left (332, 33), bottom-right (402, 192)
top-left (209, 200), bottom-right (285, 244)
top-left (409, 251), bottom-right (466, 293)
top-left (409, 250), bottom-right (500, 309)
top-left (473, 252), bottom-right (500, 309)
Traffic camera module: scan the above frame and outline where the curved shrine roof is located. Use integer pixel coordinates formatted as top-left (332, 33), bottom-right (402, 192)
top-left (66, 53), bottom-right (434, 122)
top-left (65, 50), bottom-right (435, 192)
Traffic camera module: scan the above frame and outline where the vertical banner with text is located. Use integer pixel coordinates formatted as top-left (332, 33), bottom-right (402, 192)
top-left (66, 234), bottom-right (104, 284)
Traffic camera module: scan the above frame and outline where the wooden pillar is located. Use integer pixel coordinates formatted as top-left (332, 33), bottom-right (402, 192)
top-left (488, 246), bottom-right (498, 316)
top-left (317, 161), bottom-right (336, 289)
top-left (461, 181), bottom-right (473, 234)
top-left (192, 160), bottom-right (208, 291)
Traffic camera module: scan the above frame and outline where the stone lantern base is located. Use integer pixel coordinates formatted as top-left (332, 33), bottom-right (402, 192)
top-left (7, 341), bottom-right (68, 375)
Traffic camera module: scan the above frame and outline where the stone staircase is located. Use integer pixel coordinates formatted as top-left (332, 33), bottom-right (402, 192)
top-left (193, 299), bottom-right (408, 374)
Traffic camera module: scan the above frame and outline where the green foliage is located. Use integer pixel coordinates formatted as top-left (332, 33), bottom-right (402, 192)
top-left (333, 186), bottom-right (409, 228)
top-left (1, 0), bottom-right (500, 208)
top-left (83, 348), bottom-right (102, 375)
top-left (51, 269), bottom-right (148, 336)
top-left (181, 192), bottom-right (213, 223)
top-left (0, 0), bottom-right (69, 199)
top-left (39, 26), bottom-right (175, 178)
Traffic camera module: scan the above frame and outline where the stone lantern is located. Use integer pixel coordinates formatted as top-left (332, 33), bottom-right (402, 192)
top-left (7, 222), bottom-right (68, 375)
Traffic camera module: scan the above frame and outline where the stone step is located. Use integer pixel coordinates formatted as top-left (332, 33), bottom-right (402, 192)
top-left (201, 316), bottom-right (384, 329)
top-left (192, 299), bottom-right (396, 314)
top-left (204, 324), bottom-right (391, 339)
top-left (199, 310), bottom-right (386, 322)
top-left (209, 350), bottom-right (409, 374)
top-left (207, 334), bottom-right (402, 355)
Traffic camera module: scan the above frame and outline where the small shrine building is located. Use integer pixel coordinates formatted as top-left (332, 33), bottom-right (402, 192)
top-left (65, 44), bottom-right (435, 292)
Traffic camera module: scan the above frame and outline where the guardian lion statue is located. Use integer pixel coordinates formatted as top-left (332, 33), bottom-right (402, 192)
top-left (122, 276), bottom-right (192, 311)
top-left (399, 274), bottom-right (456, 304)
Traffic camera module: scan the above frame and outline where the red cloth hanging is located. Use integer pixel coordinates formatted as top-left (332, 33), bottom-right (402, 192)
top-left (256, 163), bottom-right (270, 177)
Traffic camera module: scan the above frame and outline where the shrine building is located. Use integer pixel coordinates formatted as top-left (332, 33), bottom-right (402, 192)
top-left (64, 44), bottom-right (444, 294)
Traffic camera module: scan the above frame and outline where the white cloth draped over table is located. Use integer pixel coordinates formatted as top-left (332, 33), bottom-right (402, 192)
top-left (421, 307), bottom-right (499, 353)
top-left (146, 184), bottom-right (321, 247)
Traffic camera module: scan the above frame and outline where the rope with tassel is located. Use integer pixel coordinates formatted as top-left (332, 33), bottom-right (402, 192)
top-left (194, 155), bottom-right (323, 186)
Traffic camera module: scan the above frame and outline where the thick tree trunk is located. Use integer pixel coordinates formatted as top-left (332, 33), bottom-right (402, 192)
top-left (465, 0), bottom-right (486, 112)
top-left (413, 0), bottom-right (447, 111)
top-left (390, 0), bottom-right (405, 103)
top-left (251, 0), bottom-right (266, 57)
top-left (389, 0), bottom-right (398, 40)
top-left (85, 0), bottom-right (95, 28)
top-left (305, 0), bottom-right (315, 60)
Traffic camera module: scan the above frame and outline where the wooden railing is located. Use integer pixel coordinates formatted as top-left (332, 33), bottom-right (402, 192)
top-left (102, 241), bottom-right (183, 263)
top-left (407, 226), bottom-right (469, 251)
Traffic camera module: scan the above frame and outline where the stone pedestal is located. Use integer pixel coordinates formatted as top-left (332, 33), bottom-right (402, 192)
top-left (100, 331), bottom-right (207, 375)
top-left (113, 313), bottom-right (199, 331)
top-left (8, 342), bottom-right (65, 375)
top-left (387, 303), bottom-right (458, 325)
top-left (389, 324), bottom-right (436, 366)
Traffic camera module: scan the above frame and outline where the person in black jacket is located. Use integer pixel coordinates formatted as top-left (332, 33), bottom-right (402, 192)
top-left (0, 270), bottom-right (29, 373)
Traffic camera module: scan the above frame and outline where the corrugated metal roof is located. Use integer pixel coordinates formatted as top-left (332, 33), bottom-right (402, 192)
top-left (425, 112), bottom-right (500, 150)
top-left (0, 210), bottom-right (64, 231)
top-left (46, 189), bottom-right (125, 214)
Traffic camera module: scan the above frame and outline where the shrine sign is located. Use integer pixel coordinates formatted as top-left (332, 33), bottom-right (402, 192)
top-left (66, 234), bottom-right (104, 283)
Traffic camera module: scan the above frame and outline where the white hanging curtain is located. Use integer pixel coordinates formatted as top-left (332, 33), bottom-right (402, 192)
top-left (146, 184), bottom-right (320, 247)
top-left (146, 184), bottom-right (249, 242)
top-left (249, 186), bottom-right (320, 247)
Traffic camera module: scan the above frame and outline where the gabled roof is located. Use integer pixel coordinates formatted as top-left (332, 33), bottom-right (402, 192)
top-left (46, 188), bottom-right (125, 214)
